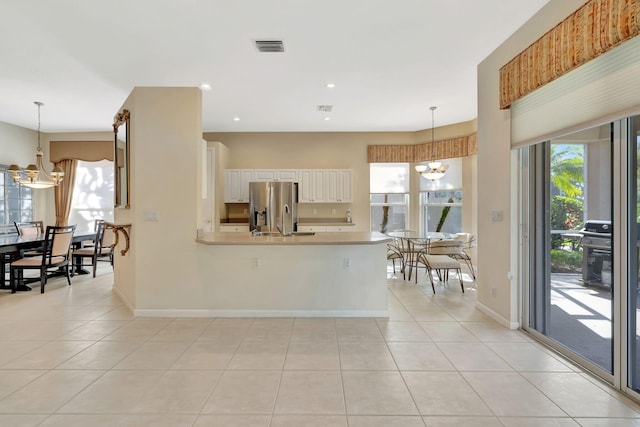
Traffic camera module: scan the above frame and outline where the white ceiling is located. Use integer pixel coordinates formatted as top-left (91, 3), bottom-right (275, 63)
top-left (0, 0), bottom-right (549, 134)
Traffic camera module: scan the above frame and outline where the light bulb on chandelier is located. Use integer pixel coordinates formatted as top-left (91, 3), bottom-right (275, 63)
top-left (415, 106), bottom-right (448, 181)
top-left (7, 101), bottom-right (64, 189)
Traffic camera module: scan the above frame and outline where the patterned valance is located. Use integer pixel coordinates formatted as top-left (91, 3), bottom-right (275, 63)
top-left (499, 0), bottom-right (640, 109)
top-left (50, 140), bottom-right (113, 162)
top-left (367, 133), bottom-right (477, 163)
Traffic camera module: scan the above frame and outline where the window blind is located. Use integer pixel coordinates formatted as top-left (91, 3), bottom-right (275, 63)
top-left (511, 35), bottom-right (640, 148)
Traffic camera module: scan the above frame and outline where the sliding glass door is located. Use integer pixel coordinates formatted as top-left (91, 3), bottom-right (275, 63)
top-left (527, 122), bottom-right (614, 375)
top-left (628, 115), bottom-right (640, 393)
top-left (525, 114), bottom-right (640, 397)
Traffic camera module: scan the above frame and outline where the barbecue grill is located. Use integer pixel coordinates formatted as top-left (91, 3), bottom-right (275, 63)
top-left (580, 220), bottom-right (611, 287)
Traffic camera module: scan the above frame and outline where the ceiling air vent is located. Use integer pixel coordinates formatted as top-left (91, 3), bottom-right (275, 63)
top-left (317, 105), bottom-right (333, 113)
top-left (254, 40), bottom-right (285, 53)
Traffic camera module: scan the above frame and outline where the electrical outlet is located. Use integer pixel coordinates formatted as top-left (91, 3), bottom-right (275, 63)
top-left (332, 208), bottom-right (336, 215)
top-left (491, 288), bottom-right (497, 297)
top-left (491, 210), bottom-right (504, 222)
top-left (343, 258), bottom-right (351, 269)
top-left (252, 258), bottom-right (260, 269)
top-left (243, 208), bottom-right (248, 215)
top-left (313, 208), bottom-right (318, 215)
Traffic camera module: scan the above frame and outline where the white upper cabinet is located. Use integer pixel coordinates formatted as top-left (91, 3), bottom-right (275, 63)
top-left (298, 169), bottom-right (325, 203)
top-left (224, 169), bottom-right (351, 203)
top-left (254, 169), bottom-right (299, 182)
top-left (324, 169), bottom-right (353, 203)
top-left (224, 169), bottom-right (254, 202)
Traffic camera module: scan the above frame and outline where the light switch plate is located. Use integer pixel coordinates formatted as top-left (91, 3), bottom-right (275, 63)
top-left (491, 210), bottom-right (504, 222)
top-left (144, 210), bottom-right (160, 222)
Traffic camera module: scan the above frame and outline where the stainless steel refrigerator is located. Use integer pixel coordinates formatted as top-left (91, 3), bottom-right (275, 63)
top-left (249, 182), bottom-right (298, 235)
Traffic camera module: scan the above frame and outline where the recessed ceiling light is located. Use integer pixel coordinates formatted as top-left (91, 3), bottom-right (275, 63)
top-left (233, 117), bottom-right (240, 122)
top-left (326, 83), bottom-right (336, 89)
top-left (199, 83), bottom-right (212, 91)
top-left (324, 117), bottom-right (331, 121)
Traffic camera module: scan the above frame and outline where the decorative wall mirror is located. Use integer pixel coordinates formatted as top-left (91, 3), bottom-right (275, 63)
top-left (113, 109), bottom-right (130, 208)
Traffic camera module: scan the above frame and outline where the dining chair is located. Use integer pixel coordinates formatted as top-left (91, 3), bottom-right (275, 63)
top-left (72, 220), bottom-right (115, 277)
top-left (387, 239), bottom-right (405, 279)
top-left (392, 230), bottom-right (428, 281)
top-left (452, 233), bottom-right (476, 280)
top-left (416, 247), bottom-right (464, 293)
top-left (9, 224), bottom-right (76, 293)
top-left (14, 221), bottom-right (45, 257)
top-left (14, 221), bottom-right (44, 237)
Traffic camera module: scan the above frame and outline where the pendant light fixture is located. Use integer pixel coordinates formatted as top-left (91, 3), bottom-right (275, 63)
top-left (415, 106), bottom-right (448, 181)
top-left (8, 101), bottom-right (64, 189)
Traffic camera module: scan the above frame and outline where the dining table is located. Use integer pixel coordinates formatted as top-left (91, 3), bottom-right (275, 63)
top-left (386, 230), bottom-right (457, 281)
top-left (0, 230), bottom-right (97, 291)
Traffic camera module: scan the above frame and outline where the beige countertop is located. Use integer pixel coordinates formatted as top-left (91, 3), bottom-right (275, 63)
top-left (197, 231), bottom-right (390, 246)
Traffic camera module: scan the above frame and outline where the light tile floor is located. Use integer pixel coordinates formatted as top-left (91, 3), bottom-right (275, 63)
top-left (0, 264), bottom-right (639, 426)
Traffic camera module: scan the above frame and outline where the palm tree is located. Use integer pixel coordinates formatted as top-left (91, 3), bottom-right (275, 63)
top-left (550, 144), bottom-right (584, 198)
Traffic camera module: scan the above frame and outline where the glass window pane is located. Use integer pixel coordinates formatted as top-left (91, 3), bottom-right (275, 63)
top-left (421, 191), bottom-right (463, 233)
top-left (6, 186), bottom-right (19, 199)
top-left (68, 160), bottom-right (115, 231)
top-left (371, 205), bottom-right (407, 233)
top-left (370, 163), bottom-right (409, 193)
top-left (8, 211), bottom-right (21, 223)
top-left (370, 193), bottom-right (407, 204)
top-left (0, 167), bottom-right (33, 226)
top-left (7, 198), bottom-right (20, 210)
top-left (629, 115), bottom-right (640, 392)
top-left (21, 186), bottom-right (32, 199)
top-left (529, 125), bottom-right (612, 375)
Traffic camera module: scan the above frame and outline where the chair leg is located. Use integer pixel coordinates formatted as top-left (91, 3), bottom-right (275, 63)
top-left (466, 259), bottom-right (476, 281)
top-left (40, 267), bottom-right (46, 293)
top-left (66, 265), bottom-right (72, 286)
top-left (92, 256), bottom-right (98, 278)
top-left (9, 266), bottom-right (15, 294)
top-left (71, 255), bottom-right (76, 277)
top-left (427, 267), bottom-right (435, 293)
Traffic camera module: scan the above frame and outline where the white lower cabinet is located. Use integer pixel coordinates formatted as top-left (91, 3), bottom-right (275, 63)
top-left (325, 225), bottom-right (352, 232)
top-left (297, 225), bottom-right (352, 232)
top-left (297, 225), bottom-right (326, 232)
top-left (220, 224), bottom-right (249, 232)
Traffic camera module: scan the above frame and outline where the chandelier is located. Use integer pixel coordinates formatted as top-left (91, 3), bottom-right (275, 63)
top-left (415, 106), bottom-right (448, 181)
top-left (8, 102), bottom-right (64, 189)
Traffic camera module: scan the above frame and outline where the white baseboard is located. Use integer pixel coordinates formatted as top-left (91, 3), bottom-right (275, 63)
top-left (133, 309), bottom-right (390, 318)
top-left (112, 286), bottom-right (134, 314)
top-left (475, 301), bottom-right (519, 330)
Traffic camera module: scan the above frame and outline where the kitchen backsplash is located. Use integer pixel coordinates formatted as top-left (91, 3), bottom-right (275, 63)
top-left (224, 203), bottom-right (352, 221)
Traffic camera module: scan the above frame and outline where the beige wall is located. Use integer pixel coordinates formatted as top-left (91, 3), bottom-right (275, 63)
top-left (113, 87), bottom-right (203, 309)
top-left (477, 0), bottom-right (587, 326)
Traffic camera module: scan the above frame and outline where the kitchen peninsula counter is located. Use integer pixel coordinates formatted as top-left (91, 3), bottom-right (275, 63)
top-left (144, 231), bottom-right (392, 318)
top-left (196, 231), bottom-right (389, 246)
